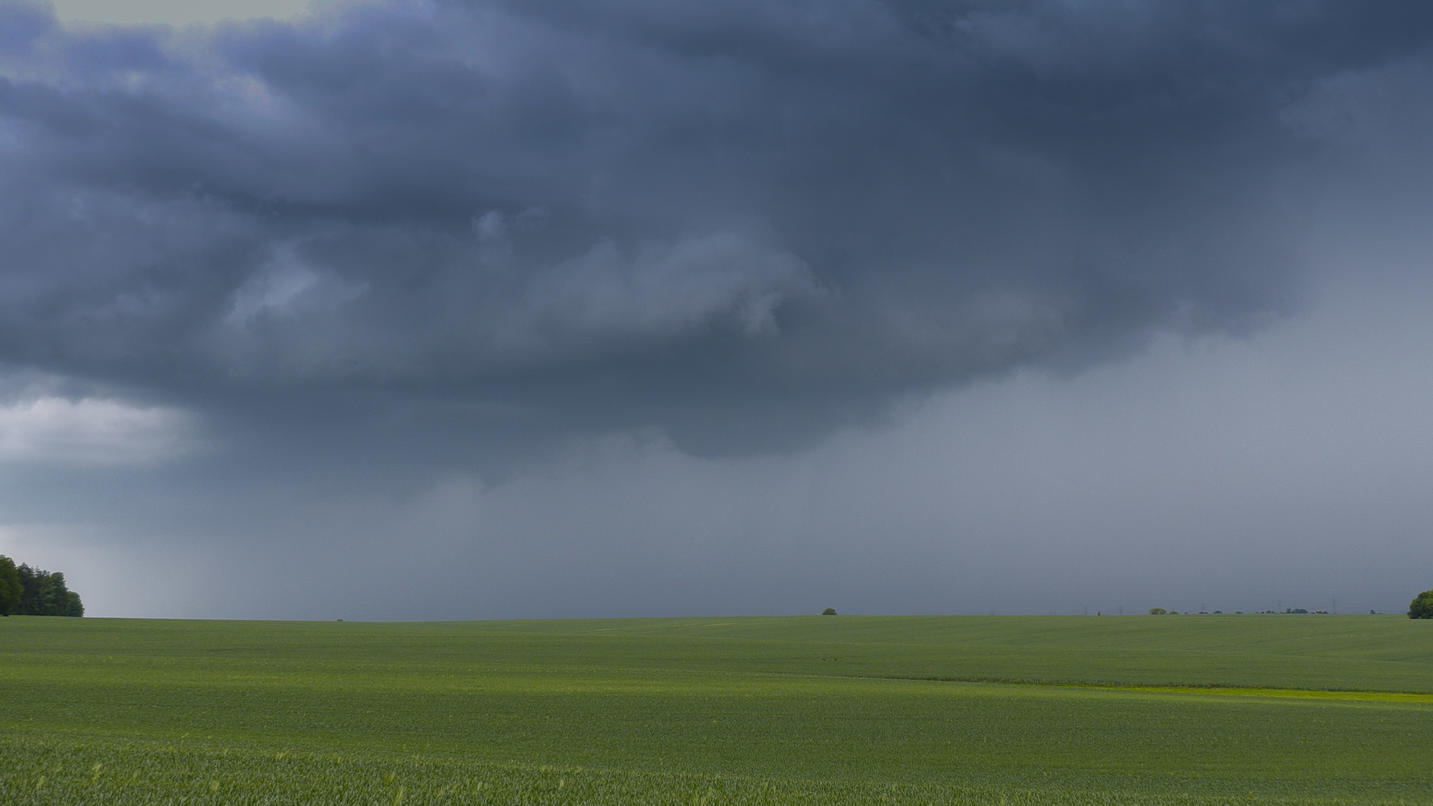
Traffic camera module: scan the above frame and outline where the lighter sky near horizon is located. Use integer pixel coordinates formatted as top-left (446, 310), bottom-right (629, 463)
top-left (47, 0), bottom-right (312, 26)
top-left (2, 1), bottom-right (1432, 619)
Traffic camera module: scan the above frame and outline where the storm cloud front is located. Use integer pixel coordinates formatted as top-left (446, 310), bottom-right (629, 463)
top-left (2, 0), bottom-right (1432, 618)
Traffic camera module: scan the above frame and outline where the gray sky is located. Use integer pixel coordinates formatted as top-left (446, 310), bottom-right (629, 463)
top-left (2, 0), bottom-right (1431, 619)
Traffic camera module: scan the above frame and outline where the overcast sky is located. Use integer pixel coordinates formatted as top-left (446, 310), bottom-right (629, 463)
top-left (2, 0), bottom-right (1431, 619)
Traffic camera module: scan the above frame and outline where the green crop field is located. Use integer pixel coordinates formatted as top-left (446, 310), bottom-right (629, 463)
top-left (1, 614), bottom-right (1430, 804)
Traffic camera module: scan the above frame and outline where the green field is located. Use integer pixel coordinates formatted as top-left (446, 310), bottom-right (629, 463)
top-left (1, 614), bottom-right (1430, 804)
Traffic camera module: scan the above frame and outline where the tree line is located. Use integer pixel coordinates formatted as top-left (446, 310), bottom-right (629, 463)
top-left (0, 555), bottom-right (84, 617)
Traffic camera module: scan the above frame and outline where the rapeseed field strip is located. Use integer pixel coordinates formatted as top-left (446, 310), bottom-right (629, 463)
top-left (868, 675), bottom-right (1433, 704)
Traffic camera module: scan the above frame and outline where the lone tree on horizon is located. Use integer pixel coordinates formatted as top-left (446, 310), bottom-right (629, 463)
top-left (1410, 590), bottom-right (1433, 619)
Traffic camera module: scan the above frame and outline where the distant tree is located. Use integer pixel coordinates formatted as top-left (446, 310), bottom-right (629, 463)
top-left (1409, 590), bottom-right (1433, 620)
top-left (0, 556), bottom-right (20, 616)
top-left (64, 591), bottom-right (84, 618)
top-left (1148, 608), bottom-right (1166, 615)
top-left (16, 563), bottom-right (39, 614)
top-left (38, 571), bottom-right (67, 615)
top-left (821, 608), bottom-right (837, 616)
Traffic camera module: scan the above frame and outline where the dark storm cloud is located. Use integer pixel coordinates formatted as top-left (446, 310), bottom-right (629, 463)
top-left (3, 1), bottom-right (1433, 456)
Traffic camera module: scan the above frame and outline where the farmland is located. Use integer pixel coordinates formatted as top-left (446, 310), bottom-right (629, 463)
top-left (1, 615), bottom-right (1431, 803)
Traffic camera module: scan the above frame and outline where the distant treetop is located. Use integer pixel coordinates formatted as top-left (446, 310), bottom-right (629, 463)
top-left (1410, 590), bottom-right (1433, 620)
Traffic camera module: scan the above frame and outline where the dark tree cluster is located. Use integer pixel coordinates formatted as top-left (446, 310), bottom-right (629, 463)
top-left (1410, 590), bottom-right (1433, 620)
top-left (0, 556), bottom-right (83, 617)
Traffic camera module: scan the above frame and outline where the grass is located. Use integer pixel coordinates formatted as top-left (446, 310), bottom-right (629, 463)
top-left (1, 614), bottom-right (1431, 803)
